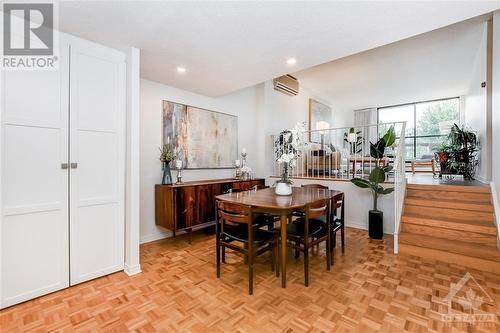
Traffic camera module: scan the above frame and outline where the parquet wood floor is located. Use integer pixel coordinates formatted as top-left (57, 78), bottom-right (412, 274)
top-left (1, 228), bottom-right (499, 332)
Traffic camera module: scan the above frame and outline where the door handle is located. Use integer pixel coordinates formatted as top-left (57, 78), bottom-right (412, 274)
top-left (61, 163), bottom-right (69, 169)
top-left (70, 163), bottom-right (78, 169)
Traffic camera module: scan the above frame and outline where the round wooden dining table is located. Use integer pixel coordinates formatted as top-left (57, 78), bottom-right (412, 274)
top-left (215, 186), bottom-right (344, 288)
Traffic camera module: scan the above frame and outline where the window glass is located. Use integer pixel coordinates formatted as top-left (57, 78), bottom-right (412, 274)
top-left (378, 104), bottom-right (414, 135)
top-left (416, 99), bottom-right (459, 136)
top-left (415, 136), bottom-right (443, 159)
top-left (378, 98), bottom-right (460, 160)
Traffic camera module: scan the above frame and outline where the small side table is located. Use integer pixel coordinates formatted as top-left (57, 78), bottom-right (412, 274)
top-left (411, 159), bottom-right (436, 175)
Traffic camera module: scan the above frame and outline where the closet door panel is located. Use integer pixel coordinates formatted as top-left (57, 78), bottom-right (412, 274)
top-left (69, 43), bottom-right (125, 285)
top-left (2, 211), bottom-right (67, 303)
top-left (3, 125), bottom-right (63, 210)
top-left (0, 45), bottom-right (70, 308)
top-left (4, 71), bottom-right (61, 127)
top-left (77, 131), bottom-right (118, 203)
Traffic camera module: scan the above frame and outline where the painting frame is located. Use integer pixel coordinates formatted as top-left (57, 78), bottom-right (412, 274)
top-left (162, 100), bottom-right (238, 170)
top-left (308, 98), bottom-right (332, 142)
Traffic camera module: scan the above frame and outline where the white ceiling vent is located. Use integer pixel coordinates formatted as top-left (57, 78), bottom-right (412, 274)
top-left (273, 74), bottom-right (299, 96)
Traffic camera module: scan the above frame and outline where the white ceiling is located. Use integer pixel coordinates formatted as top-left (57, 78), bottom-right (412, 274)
top-left (58, 1), bottom-right (500, 96)
top-left (294, 17), bottom-right (487, 111)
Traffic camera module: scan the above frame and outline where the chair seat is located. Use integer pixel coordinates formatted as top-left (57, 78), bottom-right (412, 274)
top-left (222, 225), bottom-right (276, 244)
top-left (253, 213), bottom-right (279, 228)
top-left (286, 217), bottom-right (325, 238)
top-left (332, 219), bottom-right (342, 231)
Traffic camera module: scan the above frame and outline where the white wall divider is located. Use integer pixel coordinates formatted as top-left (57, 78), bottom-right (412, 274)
top-left (125, 47), bottom-right (142, 275)
top-left (490, 182), bottom-right (500, 247)
top-left (393, 122), bottom-right (407, 254)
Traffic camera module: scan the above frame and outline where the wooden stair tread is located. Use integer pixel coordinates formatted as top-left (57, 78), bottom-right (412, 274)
top-left (398, 243), bottom-right (500, 274)
top-left (404, 197), bottom-right (494, 212)
top-left (401, 214), bottom-right (497, 235)
top-left (403, 205), bottom-right (494, 222)
top-left (401, 223), bottom-right (498, 245)
top-left (406, 183), bottom-right (490, 193)
top-left (399, 233), bottom-right (500, 262)
top-left (406, 189), bottom-right (492, 203)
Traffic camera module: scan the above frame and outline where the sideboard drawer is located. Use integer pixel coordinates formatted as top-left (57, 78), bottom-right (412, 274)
top-left (155, 178), bottom-right (265, 239)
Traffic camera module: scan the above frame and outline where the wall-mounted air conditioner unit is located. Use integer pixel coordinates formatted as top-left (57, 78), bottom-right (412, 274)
top-left (273, 74), bottom-right (299, 96)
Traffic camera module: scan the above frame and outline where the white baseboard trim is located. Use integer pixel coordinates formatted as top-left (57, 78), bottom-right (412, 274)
top-left (139, 222), bottom-right (393, 245)
top-left (489, 182), bottom-right (500, 248)
top-left (124, 264), bottom-right (142, 276)
top-left (346, 221), bottom-right (367, 230)
top-left (346, 221), bottom-right (394, 235)
top-left (140, 230), bottom-right (172, 244)
top-left (475, 175), bottom-right (489, 184)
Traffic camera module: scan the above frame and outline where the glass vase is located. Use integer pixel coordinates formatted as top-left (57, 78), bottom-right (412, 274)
top-left (162, 162), bottom-right (173, 185)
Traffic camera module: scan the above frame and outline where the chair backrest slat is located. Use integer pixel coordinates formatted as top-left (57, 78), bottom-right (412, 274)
top-left (217, 201), bottom-right (251, 225)
top-left (302, 184), bottom-right (328, 189)
top-left (307, 199), bottom-right (329, 219)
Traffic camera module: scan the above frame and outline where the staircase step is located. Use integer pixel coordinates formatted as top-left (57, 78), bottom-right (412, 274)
top-left (406, 188), bottom-right (492, 203)
top-left (405, 197), bottom-right (494, 212)
top-left (406, 184), bottom-right (490, 193)
top-left (398, 243), bottom-right (500, 274)
top-left (401, 214), bottom-right (497, 235)
top-left (399, 233), bottom-right (500, 262)
top-left (401, 223), bottom-right (497, 245)
top-left (403, 205), bottom-right (494, 222)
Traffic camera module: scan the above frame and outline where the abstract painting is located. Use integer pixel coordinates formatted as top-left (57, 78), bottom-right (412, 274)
top-left (162, 101), bottom-right (238, 169)
top-left (308, 98), bottom-right (332, 142)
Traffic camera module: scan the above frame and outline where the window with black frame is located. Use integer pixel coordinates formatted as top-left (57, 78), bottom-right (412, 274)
top-left (378, 98), bottom-right (460, 161)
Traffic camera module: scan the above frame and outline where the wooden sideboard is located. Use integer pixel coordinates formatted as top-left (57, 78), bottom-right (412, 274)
top-left (155, 178), bottom-right (265, 238)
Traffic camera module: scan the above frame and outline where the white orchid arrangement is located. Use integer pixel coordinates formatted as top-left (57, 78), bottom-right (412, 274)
top-left (275, 122), bottom-right (306, 184)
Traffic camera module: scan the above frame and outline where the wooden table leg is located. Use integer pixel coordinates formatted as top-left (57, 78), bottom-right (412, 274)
top-left (280, 214), bottom-right (287, 288)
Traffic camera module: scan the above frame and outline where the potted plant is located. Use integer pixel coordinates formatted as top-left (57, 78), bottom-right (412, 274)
top-left (447, 124), bottom-right (479, 180)
top-left (350, 126), bottom-right (396, 239)
top-left (435, 143), bottom-right (450, 176)
top-left (159, 143), bottom-right (178, 185)
top-left (274, 122), bottom-right (306, 195)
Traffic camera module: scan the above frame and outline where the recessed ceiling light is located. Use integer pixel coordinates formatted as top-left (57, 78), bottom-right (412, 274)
top-left (287, 58), bottom-right (297, 65)
top-left (177, 66), bottom-right (186, 73)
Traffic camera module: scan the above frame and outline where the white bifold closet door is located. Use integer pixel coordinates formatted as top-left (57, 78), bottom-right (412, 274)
top-left (1, 36), bottom-right (126, 308)
top-left (0, 43), bottom-right (70, 308)
top-left (68, 41), bottom-right (125, 285)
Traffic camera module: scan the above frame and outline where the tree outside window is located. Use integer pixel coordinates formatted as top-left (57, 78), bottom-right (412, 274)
top-left (379, 98), bottom-right (460, 160)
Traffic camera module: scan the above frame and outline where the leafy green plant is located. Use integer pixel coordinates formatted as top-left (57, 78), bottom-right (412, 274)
top-left (350, 126), bottom-right (396, 211)
top-left (159, 144), bottom-right (178, 163)
top-left (438, 123), bottom-right (479, 180)
top-left (343, 128), bottom-right (364, 154)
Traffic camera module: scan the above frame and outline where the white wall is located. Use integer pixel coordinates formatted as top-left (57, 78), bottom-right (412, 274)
top-left (140, 79), bottom-right (265, 243)
top-left (492, 11), bottom-right (500, 229)
top-left (464, 22), bottom-right (488, 182)
top-left (140, 78), bottom-right (346, 243)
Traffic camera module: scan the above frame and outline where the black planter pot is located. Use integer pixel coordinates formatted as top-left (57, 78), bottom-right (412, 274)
top-left (369, 210), bottom-right (383, 239)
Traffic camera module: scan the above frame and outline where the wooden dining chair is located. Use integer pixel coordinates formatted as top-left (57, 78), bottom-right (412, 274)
top-left (330, 193), bottom-right (345, 262)
top-left (294, 184), bottom-right (328, 216)
top-left (299, 184), bottom-right (344, 263)
top-left (215, 200), bottom-right (279, 295)
top-left (286, 199), bottom-right (331, 286)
